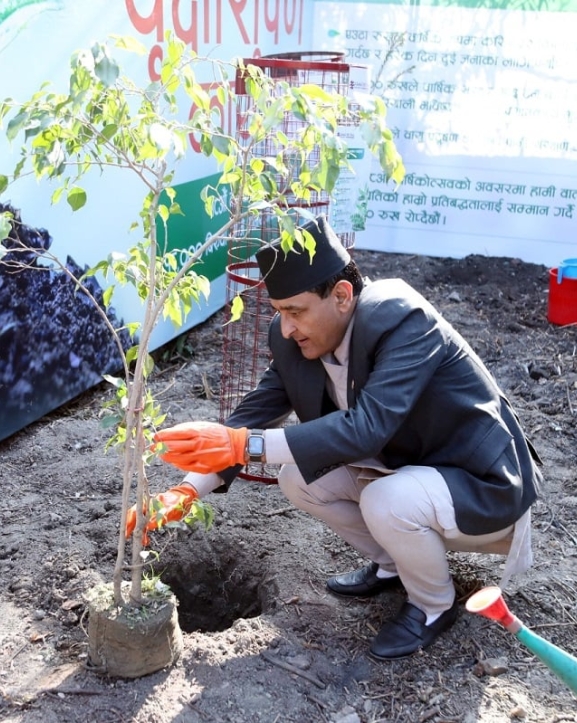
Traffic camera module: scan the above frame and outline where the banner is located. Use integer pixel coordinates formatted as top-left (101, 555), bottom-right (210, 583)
top-left (314, 0), bottom-right (577, 265)
top-left (0, 0), bottom-right (313, 441)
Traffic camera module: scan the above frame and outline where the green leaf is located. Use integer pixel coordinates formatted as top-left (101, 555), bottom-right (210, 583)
top-left (152, 412), bottom-right (167, 428)
top-left (260, 172), bottom-right (276, 195)
top-left (158, 204), bottom-right (169, 223)
top-left (0, 175), bottom-right (8, 194)
top-left (301, 229), bottom-right (316, 259)
top-left (101, 413), bottom-right (123, 430)
top-left (166, 296), bottom-right (183, 327)
top-left (0, 213), bottom-right (11, 241)
top-left (189, 85), bottom-right (210, 112)
top-left (125, 346), bottom-right (139, 365)
top-left (164, 253), bottom-right (177, 271)
top-left (212, 135), bottom-right (232, 155)
top-left (229, 294), bottom-right (244, 322)
top-left (160, 64), bottom-right (179, 94)
top-left (12, 157), bottom-right (25, 181)
top-left (299, 84), bottom-right (334, 103)
top-left (111, 35), bottom-right (148, 55)
top-left (103, 374), bottom-right (124, 389)
top-left (101, 123), bottom-right (118, 141)
top-left (94, 54), bottom-right (120, 87)
top-left (103, 285), bottom-right (114, 307)
top-left (0, 100), bottom-right (12, 124)
top-left (125, 322), bottom-right (140, 338)
top-left (196, 274), bottom-right (210, 300)
top-left (51, 186), bottom-right (64, 204)
top-left (250, 158), bottom-right (264, 174)
top-left (199, 135), bottom-right (213, 157)
top-left (390, 159), bottom-right (406, 186)
top-left (6, 112), bottom-right (27, 141)
top-left (143, 353), bottom-right (155, 377)
top-left (166, 35), bottom-right (185, 66)
top-left (67, 186), bottom-right (87, 211)
top-left (203, 194), bottom-right (214, 216)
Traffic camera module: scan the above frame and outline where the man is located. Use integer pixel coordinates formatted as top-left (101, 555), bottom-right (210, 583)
top-left (136, 215), bottom-right (542, 659)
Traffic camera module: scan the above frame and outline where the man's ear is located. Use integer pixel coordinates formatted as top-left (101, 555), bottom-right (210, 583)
top-left (333, 280), bottom-right (354, 306)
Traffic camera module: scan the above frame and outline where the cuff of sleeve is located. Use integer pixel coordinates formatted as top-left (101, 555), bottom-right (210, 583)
top-left (263, 429), bottom-right (295, 464)
top-left (183, 472), bottom-right (224, 498)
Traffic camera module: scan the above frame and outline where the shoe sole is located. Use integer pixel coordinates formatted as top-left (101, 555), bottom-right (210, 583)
top-left (368, 647), bottom-right (421, 661)
top-left (326, 585), bottom-right (392, 599)
top-left (326, 577), bottom-right (401, 599)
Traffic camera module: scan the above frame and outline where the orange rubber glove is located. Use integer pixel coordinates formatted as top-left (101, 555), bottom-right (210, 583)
top-left (153, 421), bottom-right (248, 474)
top-left (125, 484), bottom-right (199, 545)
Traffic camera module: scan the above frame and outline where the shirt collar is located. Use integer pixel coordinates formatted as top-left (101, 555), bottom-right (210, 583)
top-left (320, 310), bottom-right (355, 366)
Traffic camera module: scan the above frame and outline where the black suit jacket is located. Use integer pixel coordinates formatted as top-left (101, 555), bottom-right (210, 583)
top-left (224, 279), bottom-right (541, 535)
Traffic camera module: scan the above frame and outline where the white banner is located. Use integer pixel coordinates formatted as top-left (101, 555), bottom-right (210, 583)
top-left (315, 0), bottom-right (577, 265)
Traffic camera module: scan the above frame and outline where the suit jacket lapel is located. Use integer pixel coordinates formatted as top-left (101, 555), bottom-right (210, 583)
top-left (297, 358), bottom-right (327, 421)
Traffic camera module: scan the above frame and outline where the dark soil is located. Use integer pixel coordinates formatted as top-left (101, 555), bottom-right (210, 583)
top-left (0, 249), bottom-right (576, 723)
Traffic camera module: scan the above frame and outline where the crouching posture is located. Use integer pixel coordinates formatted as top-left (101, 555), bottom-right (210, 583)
top-left (140, 216), bottom-right (542, 660)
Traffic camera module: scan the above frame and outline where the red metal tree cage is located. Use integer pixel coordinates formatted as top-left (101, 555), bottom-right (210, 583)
top-left (219, 52), bottom-right (355, 482)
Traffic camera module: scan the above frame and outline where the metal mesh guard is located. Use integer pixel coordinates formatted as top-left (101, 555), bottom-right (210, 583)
top-left (220, 53), bottom-right (354, 483)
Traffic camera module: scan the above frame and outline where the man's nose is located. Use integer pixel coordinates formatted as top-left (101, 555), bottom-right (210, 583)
top-left (280, 315), bottom-right (296, 339)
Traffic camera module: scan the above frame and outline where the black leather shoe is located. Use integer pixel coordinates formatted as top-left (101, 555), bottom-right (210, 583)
top-left (369, 597), bottom-right (459, 660)
top-left (326, 562), bottom-right (400, 598)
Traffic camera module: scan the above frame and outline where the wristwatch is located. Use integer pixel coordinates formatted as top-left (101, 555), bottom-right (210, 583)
top-left (246, 429), bottom-right (266, 463)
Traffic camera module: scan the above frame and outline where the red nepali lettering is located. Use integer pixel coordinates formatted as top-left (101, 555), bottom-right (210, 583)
top-left (264, 0), bottom-right (279, 43)
top-left (229, 0), bottom-right (251, 43)
top-left (126, 0), bottom-right (302, 67)
top-left (203, 0), bottom-right (222, 44)
top-left (148, 44), bottom-right (163, 81)
top-left (126, 1), bottom-right (222, 52)
top-left (172, 0), bottom-right (198, 50)
top-left (249, 0), bottom-right (304, 47)
top-left (125, 0), bottom-right (164, 40)
top-left (284, 0), bottom-right (300, 36)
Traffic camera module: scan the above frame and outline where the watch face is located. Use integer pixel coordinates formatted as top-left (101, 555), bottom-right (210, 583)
top-left (248, 435), bottom-right (265, 456)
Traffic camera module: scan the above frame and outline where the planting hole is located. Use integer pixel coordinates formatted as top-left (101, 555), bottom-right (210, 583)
top-left (159, 545), bottom-right (275, 633)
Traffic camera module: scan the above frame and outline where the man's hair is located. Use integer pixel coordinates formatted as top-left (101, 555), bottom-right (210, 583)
top-left (309, 259), bottom-right (364, 298)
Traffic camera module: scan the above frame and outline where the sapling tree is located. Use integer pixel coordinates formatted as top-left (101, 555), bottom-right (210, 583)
top-left (0, 34), bottom-right (404, 612)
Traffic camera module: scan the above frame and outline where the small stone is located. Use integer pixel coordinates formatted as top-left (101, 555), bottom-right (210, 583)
top-left (287, 654), bottom-right (311, 670)
top-left (479, 657), bottom-right (509, 676)
top-left (333, 706), bottom-right (361, 723)
top-left (510, 705), bottom-right (527, 719)
top-left (448, 290), bottom-right (462, 302)
top-left (61, 598), bottom-right (83, 611)
top-left (61, 611), bottom-right (79, 626)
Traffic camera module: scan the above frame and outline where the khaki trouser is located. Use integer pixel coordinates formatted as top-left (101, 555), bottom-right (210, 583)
top-left (278, 463), bottom-right (531, 617)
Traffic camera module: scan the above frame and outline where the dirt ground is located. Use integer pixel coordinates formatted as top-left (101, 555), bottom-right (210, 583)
top-left (0, 249), bottom-right (576, 723)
